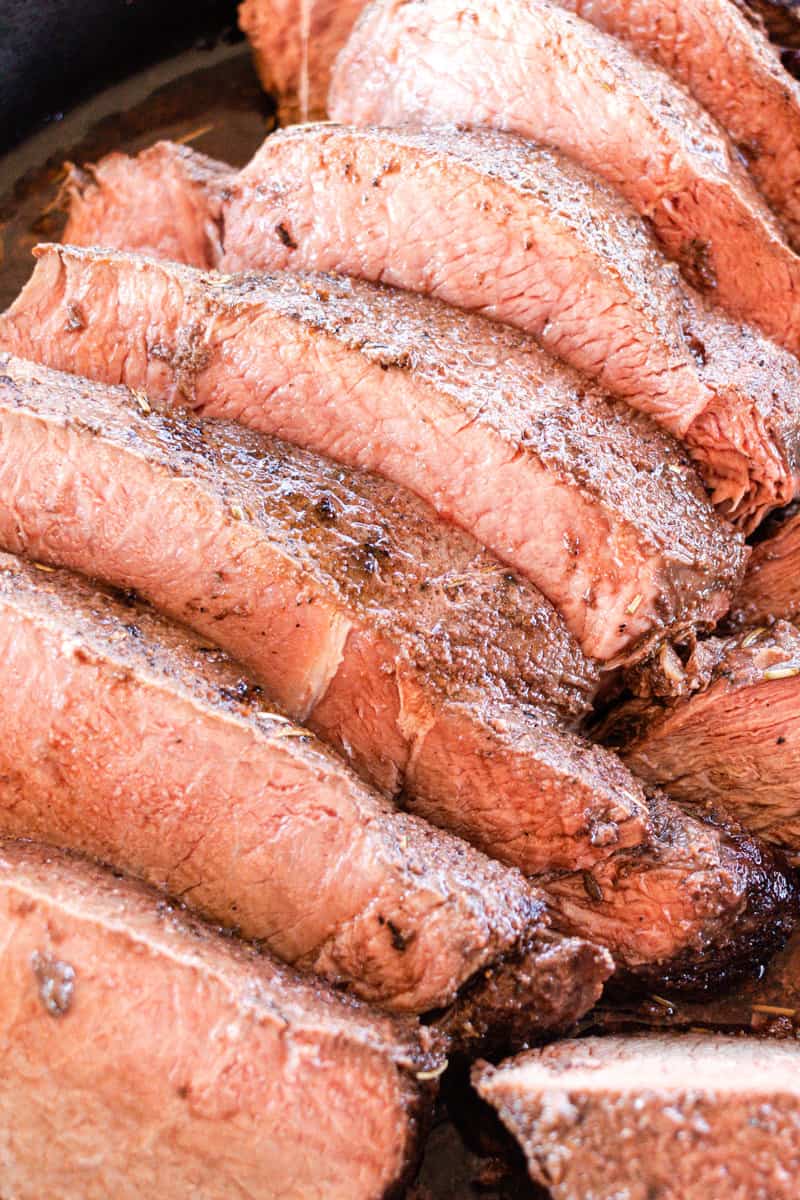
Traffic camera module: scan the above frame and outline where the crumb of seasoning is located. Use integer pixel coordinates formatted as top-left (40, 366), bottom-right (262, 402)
top-left (752, 1004), bottom-right (797, 1018)
top-left (31, 951), bottom-right (75, 1017)
top-left (132, 389), bottom-right (151, 415)
top-left (626, 594), bottom-right (643, 616)
top-left (415, 1061), bottom-right (448, 1082)
top-left (764, 666), bottom-right (800, 682)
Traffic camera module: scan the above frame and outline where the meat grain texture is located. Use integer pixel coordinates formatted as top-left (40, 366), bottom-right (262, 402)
top-left (61, 134), bottom-right (800, 530)
top-left (0, 245), bottom-right (747, 666)
top-left (0, 360), bottom-right (791, 990)
top-left (475, 1034), bottom-right (800, 1200)
top-left (556, 0), bottom-right (800, 248)
top-left (329, 0), bottom-right (800, 357)
top-left (599, 621), bottom-right (800, 863)
top-left (0, 548), bottom-right (618, 1033)
top-left (0, 839), bottom-right (439, 1200)
top-left (218, 124), bottom-right (800, 529)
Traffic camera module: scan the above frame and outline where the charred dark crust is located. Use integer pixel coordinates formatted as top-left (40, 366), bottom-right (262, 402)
top-left (432, 931), bottom-right (613, 1056)
top-left (623, 813), bottom-right (799, 996)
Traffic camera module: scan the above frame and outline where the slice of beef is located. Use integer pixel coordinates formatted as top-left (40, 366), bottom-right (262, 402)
top-left (0, 245), bottom-right (746, 665)
top-left (220, 124), bottom-right (800, 529)
top-left (731, 501), bottom-right (800, 624)
top-left (0, 839), bottom-right (437, 1200)
top-left (62, 143), bottom-right (230, 266)
top-left (474, 1034), bottom-right (800, 1200)
top-left (238, 0), bottom-right (367, 122)
top-left (329, 0), bottom-right (800, 356)
top-left (556, 0), bottom-right (800, 248)
top-left (598, 622), bottom-right (800, 862)
top-left (0, 356), bottom-right (791, 990)
top-left (0, 547), bottom-right (603, 1026)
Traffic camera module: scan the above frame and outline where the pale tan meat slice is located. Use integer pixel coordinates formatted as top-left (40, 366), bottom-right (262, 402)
top-left (329, 0), bottom-right (800, 356)
top-left (474, 1034), bottom-right (800, 1200)
top-left (62, 133), bottom-right (800, 530)
top-left (0, 838), bottom-right (438, 1200)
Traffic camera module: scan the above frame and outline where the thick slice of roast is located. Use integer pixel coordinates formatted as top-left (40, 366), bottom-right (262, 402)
top-left (219, 124), bottom-right (800, 528)
top-left (732, 502), bottom-right (800, 624)
top-left (329, 0), bottom-right (800, 356)
top-left (0, 356), bottom-right (792, 989)
top-left (0, 548), bottom-right (613, 1028)
top-left (598, 622), bottom-right (800, 862)
top-left (0, 245), bottom-right (746, 665)
top-left (474, 1034), bottom-right (800, 1200)
top-left (238, 0), bottom-right (366, 122)
top-left (556, 0), bottom-right (800, 248)
top-left (61, 133), bottom-right (800, 529)
top-left (0, 839), bottom-right (437, 1200)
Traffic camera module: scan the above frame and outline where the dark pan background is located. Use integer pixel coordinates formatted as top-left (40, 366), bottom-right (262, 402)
top-left (0, 0), bottom-right (239, 153)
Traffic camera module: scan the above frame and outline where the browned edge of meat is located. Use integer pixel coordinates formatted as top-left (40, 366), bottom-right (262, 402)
top-left (597, 621), bottom-right (800, 862)
top-left (328, 0), bottom-right (800, 357)
top-left (0, 355), bottom-right (791, 992)
top-left (0, 546), bottom-right (612, 1044)
top-left (0, 838), bottom-right (439, 1200)
top-left (58, 133), bottom-right (800, 532)
top-left (731, 501), bottom-right (800, 624)
top-left (62, 143), bottom-right (231, 266)
top-left (557, 0), bottom-right (800, 249)
top-left (223, 123), bottom-right (800, 530)
top-left (473, 1034), bottom-right (800, 1200)
top-left (0, 244), bottom-right (747, 667)
top-left (238, 0), bottom-right (368, 122)
top-left (588, 920), bottom-right (800, 1039)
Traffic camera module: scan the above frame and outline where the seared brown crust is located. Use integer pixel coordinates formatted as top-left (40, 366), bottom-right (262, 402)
top-left (598, 621), bottom-right (800, 864)
top-left (0, 244), bottom-right (746, 665)
top-left (0, 839), bottom-right (437, 1200)
top-left (731, 502), bottom-right (800, 625)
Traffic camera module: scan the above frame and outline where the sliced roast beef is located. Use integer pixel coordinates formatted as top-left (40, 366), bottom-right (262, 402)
top-left (732, 502), bottom-right (800, 624)
top-left (0, 357), bottom-right (783, 987)
top-left (556, 0), bottom-right (800, 248)
top-left (474, 1034), bottom-right (800, 1200)
top-left (0, 245), bottom-right (746, 665)
top-left (329, 0), bottom-right (800, 356)
top-left (0, 547), bottom-right (611, 1029)
top-left (0, 839), bottom-right (437, 1199)
top-left (219, 124), bottom-right (800, 528)
top-left (598, 622), bottom-right (800, 862)
top-left (238, 0), bottom-right (367, 122)
top-left (61, 132), bottom-right (800, 528)
top-left (63, 143), bottom-right (230, 266)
